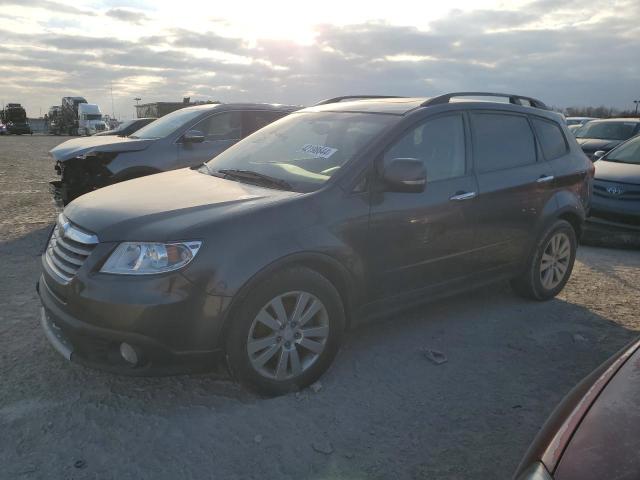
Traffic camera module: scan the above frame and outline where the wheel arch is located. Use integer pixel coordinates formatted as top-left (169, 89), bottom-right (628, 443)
top-left (537, 190), bottom-right (586, 239)
top-left (557, 210), bottom-right (583, 239)
top-left (516, 192), bottom-right (584, 274)
top-left (217, 252), bottom-right (360, 350)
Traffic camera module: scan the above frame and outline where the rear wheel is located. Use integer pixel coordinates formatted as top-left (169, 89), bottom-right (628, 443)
top-left (225, 267), bottom-right (344, 396)
top-left (511, 219), bottom-right (577, 300)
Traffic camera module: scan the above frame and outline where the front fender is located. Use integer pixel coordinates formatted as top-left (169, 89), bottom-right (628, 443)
top-left (181, 191), bottom-right (369, 316)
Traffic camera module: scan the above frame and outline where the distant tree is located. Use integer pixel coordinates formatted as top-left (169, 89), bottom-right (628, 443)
top-left (564, 105), bottom-right (637, 118)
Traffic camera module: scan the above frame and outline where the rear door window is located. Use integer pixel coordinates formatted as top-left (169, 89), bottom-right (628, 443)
top-left (243, 110), bottom-right (288, 137)
top-left (531, 117), bottom-right (568, 160)
top-left (193, 111), bottom-right (242, 141)
top-left (471, 113), bottom-right (537, 172)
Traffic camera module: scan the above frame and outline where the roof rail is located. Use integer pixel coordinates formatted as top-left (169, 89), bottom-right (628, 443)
top-left (314, 95), bottom-right (405, 106)
top-left (421, 92), bottom-right (548, 110)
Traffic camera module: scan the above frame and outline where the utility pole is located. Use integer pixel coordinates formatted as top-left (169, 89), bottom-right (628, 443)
top-left (110, 82), bottom-right (115, 120)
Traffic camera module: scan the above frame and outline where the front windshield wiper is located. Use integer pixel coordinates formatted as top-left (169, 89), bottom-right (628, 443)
top-left (217, 169), bottom-right (292, 191)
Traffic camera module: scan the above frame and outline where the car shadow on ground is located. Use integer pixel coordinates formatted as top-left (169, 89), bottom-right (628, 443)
top-left (582, 225), bottom-right (640, 249)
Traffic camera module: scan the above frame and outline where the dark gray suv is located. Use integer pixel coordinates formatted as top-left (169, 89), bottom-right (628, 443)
top-left (49, 103), bottom-right (299, 205)
top-left (38, 92), bottom-right (593, 395)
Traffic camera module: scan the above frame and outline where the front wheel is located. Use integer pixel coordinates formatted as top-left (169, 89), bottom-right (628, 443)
top-left (511, 219), bottom-right (577, 301)
top-left (225, 267), bottom-right (345, 396)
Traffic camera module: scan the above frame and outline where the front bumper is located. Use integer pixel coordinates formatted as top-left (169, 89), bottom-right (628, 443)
top-left (586, 214), bottom-right (640, 233)
top-left (588, 195), bottom-right (640, 232)
top-left (37, 267), bottom-right (231, 375)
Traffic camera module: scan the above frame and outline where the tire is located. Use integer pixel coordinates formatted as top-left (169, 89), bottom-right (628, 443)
top-left (225, 266), bottom-right (345, 396)
top-left (511, 219), bottom-right (577, 301)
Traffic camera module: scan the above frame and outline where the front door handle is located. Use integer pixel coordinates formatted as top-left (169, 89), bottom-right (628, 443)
top-left (536, 175), bottom-right (555, 183)
top-left (449, 191), bottom-right (477, 201)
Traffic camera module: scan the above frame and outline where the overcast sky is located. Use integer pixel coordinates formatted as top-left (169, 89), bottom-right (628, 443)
top-left (1, 0), bottom-right (638, 119)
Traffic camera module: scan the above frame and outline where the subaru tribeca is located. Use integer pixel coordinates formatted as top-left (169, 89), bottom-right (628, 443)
top-left (38, 92), bottom-right (593, 395)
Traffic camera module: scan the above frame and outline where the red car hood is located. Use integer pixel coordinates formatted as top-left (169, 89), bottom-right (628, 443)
top-left (554, 344), bottom-right (640, 479)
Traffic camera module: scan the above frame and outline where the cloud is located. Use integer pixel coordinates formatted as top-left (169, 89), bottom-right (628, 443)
top-left (0, 0), bottom-right (94, 16)
top-left (168, 29), bottom-right (248, 54)
top-left (105, 7), bottom-right (149, 24)
top-left (1, 0), bottom-right (639, 118)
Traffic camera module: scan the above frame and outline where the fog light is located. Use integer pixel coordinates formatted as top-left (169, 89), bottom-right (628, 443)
top-left (119, 342), bottom-right (138, 365)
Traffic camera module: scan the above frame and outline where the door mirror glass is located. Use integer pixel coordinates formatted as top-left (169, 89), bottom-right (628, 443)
top-left (183, 130), bottom-right (205, 143)
top-left (382, 158), bottom-right (426, 193)
top-left (593, 150), bottom-right (606, 160)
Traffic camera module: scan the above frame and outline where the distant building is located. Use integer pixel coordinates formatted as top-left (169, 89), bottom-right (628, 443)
top-left (28, 118), bottom-right (47, 133)
top-left (134, 97), bottom-right (221, 118)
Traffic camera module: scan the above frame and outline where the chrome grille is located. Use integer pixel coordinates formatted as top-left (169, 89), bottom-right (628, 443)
top-left (45, 214), bottom-right (98, 283)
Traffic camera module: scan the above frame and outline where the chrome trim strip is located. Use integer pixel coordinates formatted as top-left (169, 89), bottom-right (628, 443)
top-left (55, 235), bottom-right (93, 256)
top-left (48, 251), bottom-right (77, 276)
top-left (58, 213), bottom-right (99, 245)
top-left (51, 246), bottom-right (84, 266)
top-left (44, 251), bottom-right (73, 283)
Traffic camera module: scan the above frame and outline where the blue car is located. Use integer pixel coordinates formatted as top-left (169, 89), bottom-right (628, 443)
top-left (49, 102), bottom-right (299, 205)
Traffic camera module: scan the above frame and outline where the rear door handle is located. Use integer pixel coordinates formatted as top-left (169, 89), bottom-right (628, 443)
top-left (537, 175), bottom-right (555, 183)
top-left (449, 191), bottom-right (477, 201)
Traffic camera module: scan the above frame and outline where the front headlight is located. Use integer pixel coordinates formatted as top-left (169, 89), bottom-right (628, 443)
top-left (101, 241), bottom-right (202, 275)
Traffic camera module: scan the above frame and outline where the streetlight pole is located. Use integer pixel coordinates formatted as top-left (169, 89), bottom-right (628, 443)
top-left (133, 97), bottom-right (141, 119)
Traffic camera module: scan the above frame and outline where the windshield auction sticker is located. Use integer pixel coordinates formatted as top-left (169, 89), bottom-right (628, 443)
top-left (301, 144), bottom-right (338, 158)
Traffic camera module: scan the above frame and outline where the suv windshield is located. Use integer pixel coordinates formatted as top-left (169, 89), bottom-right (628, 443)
top-left (204, 112), bottom-right (396, 192)
top-left (576, 121), bottom-right (638, 140)
top-left (606, 136), bottom-right (640, 164)
top-left (130, 108), bottom-right (205, 139)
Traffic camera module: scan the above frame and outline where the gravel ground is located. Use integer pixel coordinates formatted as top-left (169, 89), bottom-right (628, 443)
top-left (1, 135), bottom-right (639, 480)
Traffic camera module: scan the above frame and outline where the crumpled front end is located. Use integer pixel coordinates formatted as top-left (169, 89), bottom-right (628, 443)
top-left (50, 151), bottom-right (118, 206)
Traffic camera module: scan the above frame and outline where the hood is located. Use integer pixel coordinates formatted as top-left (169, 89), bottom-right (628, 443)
top-left (49, 135), bottom-right (155, 162)
top-left (576, 138), bottom-right (622, 152)
top-left (595, 160), bottom-right (640, 184)
top-left (553, 343), bottom-right (640, 480)
top-left (63, 168), bottom-right (299, 241)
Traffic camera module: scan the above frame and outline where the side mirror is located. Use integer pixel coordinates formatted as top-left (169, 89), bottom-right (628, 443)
top-left (183, 130), bottom-right (205, 143)
top-left (593, 150), bottom-right (606, 161)
top-left (382, 157), bottom-right (426, 193)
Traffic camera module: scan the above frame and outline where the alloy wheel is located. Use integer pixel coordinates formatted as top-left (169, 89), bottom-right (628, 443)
top-left (247, 291), bottom-right (329, 381)
top-left (539, 232), bottom-right (571, 290)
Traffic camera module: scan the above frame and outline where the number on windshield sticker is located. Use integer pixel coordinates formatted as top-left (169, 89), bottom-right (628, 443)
top-left (301, 144), bottom-right (338, 159)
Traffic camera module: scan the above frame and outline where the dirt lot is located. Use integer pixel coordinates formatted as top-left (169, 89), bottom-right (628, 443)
top-left (1, 135), bottom-right (639, 479)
